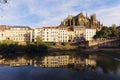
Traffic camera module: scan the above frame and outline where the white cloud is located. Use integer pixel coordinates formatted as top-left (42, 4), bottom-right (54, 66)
top-left (0, 0), bottom-right (120, 27)
top-left (94, 5), bottom-right (120, 26)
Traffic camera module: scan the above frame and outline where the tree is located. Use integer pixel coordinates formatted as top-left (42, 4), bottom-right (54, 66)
top-left (93, 25), bottom-right (119, 39)
top-left (109, 24), bottom-right (119, 38)
top-left (36, 36), bottom-right (42, 42)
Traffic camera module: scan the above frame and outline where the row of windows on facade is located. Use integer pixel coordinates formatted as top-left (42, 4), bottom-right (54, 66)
top-left (11, 28), bottom-right (30, 30)
top-left (43, 28), bottom-right (67, 31)
top-left (42, 35), bottom-right (68, 37)
top-left (1, 34), bottom-right (30, 37)
top-left (42, 38), bottom-right (68, 41)
top-left (42, 31), bottom-right (67, 34)
top-left (42, 34), bottom-right (67, 37)
top-left (8, 38), bottom-right (30, 41)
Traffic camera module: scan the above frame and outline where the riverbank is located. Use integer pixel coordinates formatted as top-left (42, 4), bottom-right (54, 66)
top-left (78, 47), bottom-right (120, 60)
top-left (48, 45), bottom-right (78, 52)
top-left (98, 49), bottom-right (120, 60)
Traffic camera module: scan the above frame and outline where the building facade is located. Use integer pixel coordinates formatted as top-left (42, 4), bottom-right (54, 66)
top-left (42, 27), bottom-right (59, 42)
top-left (0, 25), bottom-right (33, 44)
top-left (34, 26), bottom-right (96, 42)
top-left (85, 29), bottom-right (96, 41)
top-left (34, 28), bottom-right (43, 42)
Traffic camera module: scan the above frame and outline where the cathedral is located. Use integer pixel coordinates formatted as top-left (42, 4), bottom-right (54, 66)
top-left (60, 12), bottom-right (101, 30)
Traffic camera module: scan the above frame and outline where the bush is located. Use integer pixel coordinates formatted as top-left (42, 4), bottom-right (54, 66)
top-left (61, 42), bottom-right (67, 46)
top-left (0, 42), bottom-right (48, 59)
top-left (44, 42), bottom-right (56, 46)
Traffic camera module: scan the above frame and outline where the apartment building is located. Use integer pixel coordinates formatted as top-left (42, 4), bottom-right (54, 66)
top-left (67, 27), bottom-right (74, 42)
top-left (0, 25), bottom-right (10, 41)
top-left (73, 26), bottom-right (86, 42)
top-left (0, 25), bottom-right (33, 44)
top-left (35, 26), bottom-right (70, 42)
top-left (58, 27), bottom-right (69, 42)
top-left (42, 27), bottom-right (59, 42)
top-left (0, 25), bottom-right (96, 43)
top-left (85, 29), bottom-right (96, 41)
top-left (34, 28), bottom-right (43, 42)
top-left (34, 26), bottom-right (96, 42)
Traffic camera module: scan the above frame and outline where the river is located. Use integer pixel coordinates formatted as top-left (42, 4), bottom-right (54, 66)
top-left (0, 51), bottom-right (120, 80)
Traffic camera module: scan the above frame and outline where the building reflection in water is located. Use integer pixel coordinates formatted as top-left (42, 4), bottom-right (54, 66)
top-left (34, 55), bottom-right (96, 71)
top-left (0, 55), bottom-right (96, 71)
top-left (0, 57), bottom-right (32, 67)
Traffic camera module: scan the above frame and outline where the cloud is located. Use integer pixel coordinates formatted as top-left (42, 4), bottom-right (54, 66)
top-left (91, 5), bottom-right (120, 26)
top-left (0, 0), bottom-right (120, 28)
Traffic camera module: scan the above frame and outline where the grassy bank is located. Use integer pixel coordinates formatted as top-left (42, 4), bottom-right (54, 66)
top-left (48, 44), bottom-right (78, 52)
top-left (0, 41), bottom-right (48, 59)
top-left (0, 41), bottom-right (79, 59)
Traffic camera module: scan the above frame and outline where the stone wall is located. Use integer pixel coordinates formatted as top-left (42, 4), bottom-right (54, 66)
top-left (87, 39), bottom-right (120, 48)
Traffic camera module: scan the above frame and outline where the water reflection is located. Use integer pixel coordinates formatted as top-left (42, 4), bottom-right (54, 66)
top-left (0, 57), bottom-right (32, 66)
top-left (0, 52), bottom-right (120, 80)
top-left (0, 54), bottom-right (97, 72)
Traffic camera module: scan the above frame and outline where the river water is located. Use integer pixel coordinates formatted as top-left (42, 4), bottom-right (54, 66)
top-left (0, 52), bottom-right (120, 80)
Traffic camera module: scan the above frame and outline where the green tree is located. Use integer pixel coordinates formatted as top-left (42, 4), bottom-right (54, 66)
top-left (94, 25), bottom-right (119, 39)
top-left (36, 36), bottom-right (42, 42)
top-left (109, 24), bottom-right (119, 38)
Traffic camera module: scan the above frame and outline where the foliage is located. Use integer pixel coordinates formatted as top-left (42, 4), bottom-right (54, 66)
top-left (0, 41), bottom-right (48, 59)
top-left (36, 36), bottom-right (42, 42)
top-left (35, 36), bottom-right (56, 46)
top-left (43, 42), bottom-right (56, 46)
top-left (61, 42), bottom-right (68, 46)
top-left (94, 25), bottom-right (119, 39)
top-left (25, 44), bottom-right (48, 54)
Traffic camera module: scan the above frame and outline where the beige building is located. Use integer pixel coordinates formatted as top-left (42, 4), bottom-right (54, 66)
top-left (0, 30), bottom-right (6, 40)
top-left (58, 27), bottom-right (69, 42)
top-left (85, 29), bottom-right (96, 41)
top-left (42, 27), bottom-right (59, 42)
top-left (33, 26), bottom-right (96, 43)
top-left (0, 25), bottom-right (96, 43)
top-left (70, 26), bottom-right (96, 42)
top-left (34, 28), bottom-right (43, 42)
top-left (37, 26), bottom-right (70, 42)
top-left (0, 25), bottom-right (10, 41)
top-left (0, 25), bottom-right (33, 44)
top-left (68, 27), bottom-right (74, 42)
top-left (73, 26), bottom-right (86, 42)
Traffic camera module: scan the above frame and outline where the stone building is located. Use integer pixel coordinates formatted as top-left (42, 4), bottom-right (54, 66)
top-left (60, 12), bottom-right (101, 30)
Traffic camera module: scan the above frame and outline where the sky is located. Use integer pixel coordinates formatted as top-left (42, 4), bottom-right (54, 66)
top-left (0, 0), bottom-right (120, 28)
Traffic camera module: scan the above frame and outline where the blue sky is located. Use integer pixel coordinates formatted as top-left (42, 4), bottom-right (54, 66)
top-left (0, 0), bottom-right (120, 28)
